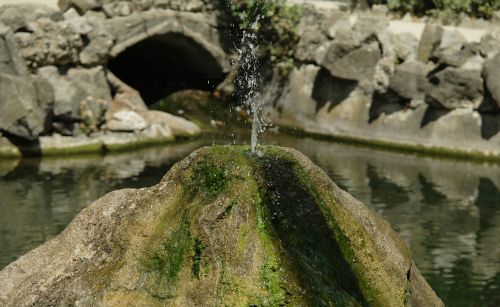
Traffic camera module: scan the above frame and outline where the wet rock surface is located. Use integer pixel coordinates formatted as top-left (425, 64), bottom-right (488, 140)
top-left (0, 145), bottom-right (443, 306)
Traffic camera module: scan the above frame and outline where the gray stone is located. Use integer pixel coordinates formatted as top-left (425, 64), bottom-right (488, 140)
top-left (330, 15), bottom-right (389, 50)
top-left (322, 40), bottom-right (381, 81)
top-left (483, 53), bottom-right (500, 108)
top-left (67, 66), bottom-right (112, 102)
top-left (417, 24), bottom-right (443, 63)
top-left (390, 60), bottom-right (432, 100)
top-left (37, 66), bottom-right (85, 120)
top-left (275, 64), bottom-right (320, 120)
top-left (63, 10), bottom-right (93, 35)
top-left (461, 55), bottom-right (484, 71)
top-left (79, 13), bottom-right (113, 66)
top-left (38, 66), bottom-right (111, 124)
top-left (13, 18), bottom-right (83, 68)
top-left (0, 25), bottom-right (28, 76)
top-left (67, 66), bottom-right (112, 125)
top-left (350, 16), bottom-right (389, 44)
top-left (102, 1), bottom-right (132, 17)
top-left (106, 109), bottom-right (147, 132)
top-left (0, 73), bottom-right (50, 139)
top-left (439, 42), bottom-right (479, 67)
top-left (374, 57), bottom-right (394, 92)
top-left (391, 32), bottom-right (419, 61)
top-left (438, 29), bottom-right (466, 50)
top-left (138, 110), bottom-right (201, 137)
top-left (295, 25), bottom-right (329, 63)
top-left (432, 30), bottom-right (478, 67)
top-left (325, 15), bottom-right (351, 40)
top-left (0, 4), bottom-right (62, 32)
top-left (33, 76), bottom-right (55, 109)
top-left (480, 32), bottom-right (500, 59)
top-left (426, 67), bottom-right (483, 109)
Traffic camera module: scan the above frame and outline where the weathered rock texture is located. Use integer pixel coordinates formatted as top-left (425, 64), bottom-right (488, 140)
top-left (0, 145), bottom-right (443, 306)
top-left (265, 2), bottom-right (500, 158)
top-left (2, 0), bottom-right (500, 158)
top-left (0, 0), bottom-right (225, 152)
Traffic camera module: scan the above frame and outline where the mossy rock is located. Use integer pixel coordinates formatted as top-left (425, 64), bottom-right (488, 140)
top-left (151, 90), bottom-right (249, 130)
top-left (0, 146), bottom-right (443, 306)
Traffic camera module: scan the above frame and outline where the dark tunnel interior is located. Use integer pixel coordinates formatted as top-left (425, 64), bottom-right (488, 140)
top-left (108, 33), bottom-right (226, 105)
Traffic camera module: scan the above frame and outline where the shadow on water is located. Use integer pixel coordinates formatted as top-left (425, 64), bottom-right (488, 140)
top-left (259, 157), bottom-right (368, 306)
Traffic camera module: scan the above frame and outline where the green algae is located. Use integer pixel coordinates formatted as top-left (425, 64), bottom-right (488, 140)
top-left (258, 154), bottom-right (366, 306)
top-left (191, 238), bottom-right (205, 279)
top-left (107, 145), bottom-right (433, 305)
top-left (143, 220), bottom-right (192, 299)
top-left (191, 163), bottom-right (228, 198)
top-left (267, 147), bottom-right (410, 306)
top-left (0, 145), bottom-right (442, 306)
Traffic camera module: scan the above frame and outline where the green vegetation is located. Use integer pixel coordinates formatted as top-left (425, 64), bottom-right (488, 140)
top-left (367, 0), bottom-right (500, 18)
top-left (143, 220), bottom-right (192, 298)
top-left (191, 163), bottom-right (228, 198)
top-left (191, 239), bottom-right (205, 278)
top-left (224, 0), bottom-right (301, 75)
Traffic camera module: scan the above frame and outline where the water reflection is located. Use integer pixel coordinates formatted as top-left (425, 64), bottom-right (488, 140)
top-left (0, 133), bottom-right (498, 306)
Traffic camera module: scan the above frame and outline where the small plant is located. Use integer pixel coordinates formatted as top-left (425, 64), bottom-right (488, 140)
top-left (225, 0), bottom-right (301, 75)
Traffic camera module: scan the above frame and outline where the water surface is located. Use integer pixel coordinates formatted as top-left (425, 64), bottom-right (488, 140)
top-left (0, 132), bottom-right (498, 306)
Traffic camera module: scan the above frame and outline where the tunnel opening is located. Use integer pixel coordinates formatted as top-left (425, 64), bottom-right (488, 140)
top-left (108, 33), bottom-right (226, 106)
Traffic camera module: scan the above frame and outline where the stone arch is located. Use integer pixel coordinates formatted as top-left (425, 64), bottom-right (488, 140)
top-left (106, 11), bottom-right (230, 105)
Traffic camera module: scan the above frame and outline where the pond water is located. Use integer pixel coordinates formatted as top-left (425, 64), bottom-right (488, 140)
top-left (0, 132), bottom-right (498, 306)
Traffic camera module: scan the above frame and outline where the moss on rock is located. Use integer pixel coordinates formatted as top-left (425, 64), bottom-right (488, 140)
top-left (0, 145), bottom-right (443, 306)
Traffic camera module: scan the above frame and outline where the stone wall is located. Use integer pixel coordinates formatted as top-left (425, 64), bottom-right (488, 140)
top-left (0, 0), bottom-right (228, 151)
top-left (266, 2), bottom-right (500, 158)
top-left (3, 0), bottom-right (500, 159)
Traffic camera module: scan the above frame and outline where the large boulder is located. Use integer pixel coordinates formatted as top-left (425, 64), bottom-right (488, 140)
top-left (426, 67), bottom-right (483, 110)
top-left (0, 73), bottom-right (52, 140)
top-left (482, 53), bottom-right (500, 108)
top-left (0, 146), bottom-right (443, 306)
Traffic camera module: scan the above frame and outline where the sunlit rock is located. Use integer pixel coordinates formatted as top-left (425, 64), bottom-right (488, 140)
top-left (0, 146), bottom-right (443, 306)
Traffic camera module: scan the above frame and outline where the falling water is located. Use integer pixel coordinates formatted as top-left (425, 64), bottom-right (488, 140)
top-left (235, 16), bottom-right (269, 153)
